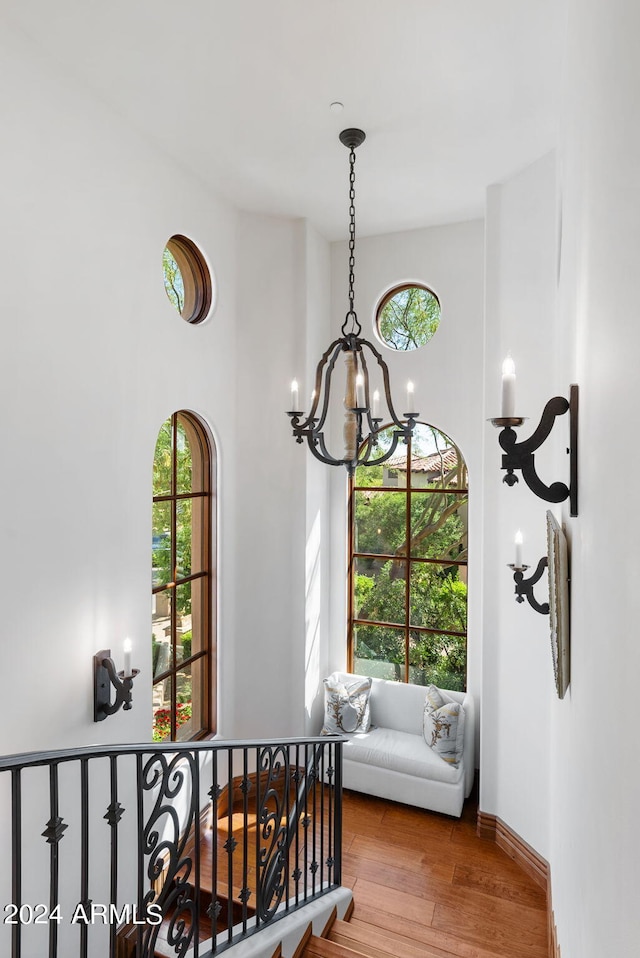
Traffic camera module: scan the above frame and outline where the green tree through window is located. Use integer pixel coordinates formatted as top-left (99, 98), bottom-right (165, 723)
top-left (349, 423), bottom-right (468, 689)
top-left (162, 246), bottom-right (185, 313)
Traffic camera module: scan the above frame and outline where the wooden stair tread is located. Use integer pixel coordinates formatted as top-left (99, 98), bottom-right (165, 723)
top-left (350, 905), bottom-right (522, 958)
top-left (331, 918), bottom-right (456, 958)
top-left (304, 935), bottom-right (370, 958)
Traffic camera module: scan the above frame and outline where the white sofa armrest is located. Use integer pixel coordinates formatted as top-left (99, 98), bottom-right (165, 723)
top-left (461, 691), bottom-right (475, 797)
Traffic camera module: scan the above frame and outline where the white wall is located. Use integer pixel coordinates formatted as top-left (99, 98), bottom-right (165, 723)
top-left (234, 214), bottom-right (331, 738)
top-left (327, 220), bottom-right (485, 706)
top-left (548, 1), bottom-right (640, 954)
top-left (483, 4), bottom-right (640, 951)
top-left (0, 19), bottom-right (242, 755)
top-left (302, 225), bottom-right (332, 735)
top-left (481, 152), bottom-right (558, 858)
top-left (0, 19), bottom-right (333, 755)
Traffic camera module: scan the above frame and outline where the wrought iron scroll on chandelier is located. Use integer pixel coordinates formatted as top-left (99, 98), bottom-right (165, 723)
top-left (286, 128), bottom-right (418, 475)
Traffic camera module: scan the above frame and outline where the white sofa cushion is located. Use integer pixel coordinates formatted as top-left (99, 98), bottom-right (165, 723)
top-left (343, 727), bottom-right (462, 785)
top-left (366, 677), bottom-right (431, 734)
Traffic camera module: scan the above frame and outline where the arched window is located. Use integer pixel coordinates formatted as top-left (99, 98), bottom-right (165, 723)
top-left (348, 423), bottom-right (468, 689)
top-left (152, 412), bottom-right (216, 740)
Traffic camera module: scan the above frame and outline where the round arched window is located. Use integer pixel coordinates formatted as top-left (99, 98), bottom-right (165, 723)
top-left (376, 284), bottom-right (441, 350)
top-left (162, 234), bottom-right (213, 324)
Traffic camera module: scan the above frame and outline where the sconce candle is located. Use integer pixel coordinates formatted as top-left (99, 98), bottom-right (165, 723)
top-left (406, 381), bottom-right (415, 414)
top-left (290, 379), bottom-right (299, 411)
top-left (355, 373), bottom-right (365, 408)
top-left (514, 530), bottom-right (523, 569)
top-left (123, 638), bottom-right (132, 678)
top-left (501, 355), bottom-right (516, 418)
top-left (372, 389), bottom-right (380, 419)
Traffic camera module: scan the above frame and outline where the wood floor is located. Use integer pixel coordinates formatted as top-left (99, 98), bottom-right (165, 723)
top-left (152, 782), bottom-right (549, 958)
top-left (327, 788), bottom-right (549, 958)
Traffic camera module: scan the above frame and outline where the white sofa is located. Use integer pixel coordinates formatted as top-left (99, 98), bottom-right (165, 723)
top-left (329, 671), bottom-right (475, 818)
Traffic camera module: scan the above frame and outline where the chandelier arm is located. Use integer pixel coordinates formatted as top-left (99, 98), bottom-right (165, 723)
top-left (314, 431), bottom-right (348, 468)
top-left (358, 431), bottom-right (404, 469)
top-left (356, 349), bottom-right (376, 435)
top-left (295, 338), bottom-right (345, 432)
top-left (315, 339), bottom-right (350, 432)
top-left (362, 337), bottom-right (411, 428)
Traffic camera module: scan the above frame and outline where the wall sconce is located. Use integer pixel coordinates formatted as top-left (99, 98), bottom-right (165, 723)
top-left (506, 515), bottom-right (571, 699)
top-left (508, 530), bottom-right (549, 614)
top-left (490, 357), bottom-right (579, 517)
top-left (93, 640), bottom-right (139, 722)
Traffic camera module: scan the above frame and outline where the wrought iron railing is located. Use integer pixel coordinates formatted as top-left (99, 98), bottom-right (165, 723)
top-left (0, 736), bottom-right (344, 958)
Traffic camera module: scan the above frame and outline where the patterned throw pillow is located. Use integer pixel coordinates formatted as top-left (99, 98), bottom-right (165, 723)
top-left (423, 684), bottom-right (465, 767)
top-left (321, 675), bottom-right (373, 735)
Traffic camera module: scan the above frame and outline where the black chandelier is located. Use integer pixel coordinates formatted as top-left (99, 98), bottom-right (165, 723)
top-left (286, 128), bottom-right (418, 475)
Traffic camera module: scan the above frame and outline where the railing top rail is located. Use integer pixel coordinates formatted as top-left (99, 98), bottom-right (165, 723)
top-left (0, 734), bottom-right (347, 772)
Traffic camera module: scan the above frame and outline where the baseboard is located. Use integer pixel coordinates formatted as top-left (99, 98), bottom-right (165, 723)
top-left (476, 810), bottom-right (548, 889)
top-left (549, 909), bottom-right (561, 957)
top-left (477, 809), bottom-right (560, 957)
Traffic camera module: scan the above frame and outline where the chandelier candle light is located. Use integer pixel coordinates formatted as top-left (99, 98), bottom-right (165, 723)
top-left (286, 128), bottom-right (418, 474)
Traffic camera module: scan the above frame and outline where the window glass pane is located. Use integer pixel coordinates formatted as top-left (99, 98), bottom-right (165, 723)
top-left (176, 658), bottom-right (205, 742)
top-left (354, 558), bottom-right (406, 625)
top-left (409, 492), bottom-right (468, 561)
top-left (354, 427), bottom-right (403, 487)
top-left (353, 625), bottom-right (406, 681)
top-left (409, 562), bottom-right (467, 633)
top-left (153, 418), bottom-right (173, 497)
top-left (381, 463), bottom-right (408, 489)
top-left (179, 577), bottom-right (205, 661)
top-left (152, 501), bottom-right (172, 586)
top-left (175, 662), bottom-right (194, 742)
top-left (354, 490), bottom-right (407, 556)
top-left (176, 418), bottom-right (193, 494)
top-left (152, 589), bottom-right (173, 678)
top-left (153, 676), bottom-right (173, 742)
top-left (178, 496), bottom-right (207, 577)
top-left (163, 246), bottom-right (185, 314)
top-left (176, 498), bottom-right (192, 578)
top-left (409, 630), bottom-right (466, 691)
top-left (410, 425), bottom-right (465, 486)
top-left (175, 580), bottom-right (192, 655)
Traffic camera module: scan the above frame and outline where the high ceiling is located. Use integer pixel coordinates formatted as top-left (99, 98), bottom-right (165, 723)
top-left (5, 0), bottom-right (565, 240)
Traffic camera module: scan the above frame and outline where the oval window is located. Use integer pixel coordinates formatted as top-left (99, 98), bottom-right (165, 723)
top-left (162, 234), bottom-right (213, 324)
top-left (376, 284), bottom-right (441, 350)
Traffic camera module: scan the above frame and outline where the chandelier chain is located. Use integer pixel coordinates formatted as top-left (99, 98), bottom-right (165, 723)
top-left (344, 145), bottom-right (361, 336)
top-left (348, 147), bottom-right (356, 315)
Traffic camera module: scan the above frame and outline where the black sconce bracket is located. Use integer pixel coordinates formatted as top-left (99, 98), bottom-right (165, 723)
top-left (491, 384), bottom-right (578, 517)
top-left (93, 649), bottom-right (139, 722)
top-left (508, 557), bottom-right (549, 615)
